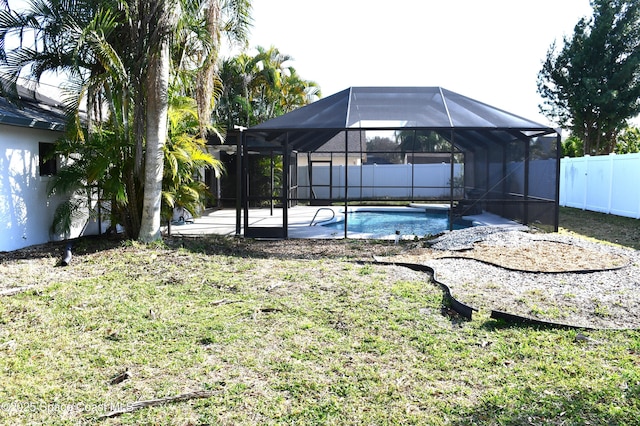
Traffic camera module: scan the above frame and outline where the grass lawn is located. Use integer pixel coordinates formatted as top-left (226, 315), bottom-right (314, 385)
top-left (559, 206), bottom-right (640, 249)
top-left (0, 208), bottom-right (638, 424)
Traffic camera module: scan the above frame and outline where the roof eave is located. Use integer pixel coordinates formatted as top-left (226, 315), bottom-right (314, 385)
top-left (0, 114), bottom-right (66, 131)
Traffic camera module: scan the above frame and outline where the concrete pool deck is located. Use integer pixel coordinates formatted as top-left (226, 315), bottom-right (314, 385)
top-left (162, 205), bottom-right (522, 240)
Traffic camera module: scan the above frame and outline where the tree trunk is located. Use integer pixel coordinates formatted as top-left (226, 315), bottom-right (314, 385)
top-left (138, 7), bottom-right (171, 243)
top-left (125, 167), bottom-right (141, 238)
top-left (195, 1), bottom-right (221, 139)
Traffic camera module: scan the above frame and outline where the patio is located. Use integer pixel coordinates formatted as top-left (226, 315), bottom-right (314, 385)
top-left (162, 205), bottom-right (522, 240)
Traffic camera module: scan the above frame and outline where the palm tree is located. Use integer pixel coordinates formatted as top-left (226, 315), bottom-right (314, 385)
top-left (162, 94), bottom-right (223, 224)
top-left (48, 124), bottom-right (132, 238)
top-left (217, 52), bottom-right (263, 128)
top-left (215, 46), bottom-right (320, 128)
top-left (138, 0), bottom-right (178, 242)
top-left (48, 93), bottom-right (223, 239)
top-left (248, 45), bottom-right (320, 123)
top-left (0, 0), bottom-right (148, 237)
top-left (0, 0), bottom-right (122, 128)
top-left (279, 66), bottom-right (320, 114)
top-left (171, 0), bottom-right (252, 136)
top-left (1, 0), bottom-right (252, 242)
top-left (138, 0), bottom-right (252, 241)
top-left (0, 0), bottom-right (144, 238)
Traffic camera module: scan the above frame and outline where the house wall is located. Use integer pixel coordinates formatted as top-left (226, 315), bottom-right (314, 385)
top-left (0, 124), bottom-right (68, 251)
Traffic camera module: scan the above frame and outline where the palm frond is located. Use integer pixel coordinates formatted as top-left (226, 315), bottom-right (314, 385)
top-left (222, 0), bottom-right (252, 47)
top-left (50, 196), bottom-right (87, 236)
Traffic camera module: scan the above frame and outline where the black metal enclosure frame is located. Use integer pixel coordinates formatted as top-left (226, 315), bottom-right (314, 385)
top-left (232, 87), bottom-right (561, 239)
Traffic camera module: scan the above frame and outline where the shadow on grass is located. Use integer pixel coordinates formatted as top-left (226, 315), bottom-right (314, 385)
top-left (164, 234), bottom-right (409, 261)
top-left (0, 234), bottom-right (126, 262)
top-left (559, 207), bottom-right (640, 250)
top-left (450, 379), bottom-right (639, 425)
top-left (480, 318), bottom-right (579, 332)
top-left (1, 233), bottom-right (406, 264)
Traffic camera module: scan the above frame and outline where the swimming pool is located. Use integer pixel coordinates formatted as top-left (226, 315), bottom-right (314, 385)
top-left (320, 207), bottom-right (472, 238)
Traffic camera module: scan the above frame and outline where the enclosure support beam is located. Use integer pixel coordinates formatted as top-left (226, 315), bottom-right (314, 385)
top-left (449, 130), bottom-right (455, 231)
top-left (97, 185), bottom-right (102, 236)
top-left (283, 133), bottom-right (290, 239)
top-left (235, 130), bottom-right (242, 236)
top-left (554, 133), bottom-right (562, 232)
top-left (359, 131), bottom-right (364, 201)
top-left (344, 130), bottom-right (349, 239)
top-left (411, 129), bottom-right (416, 201)
top-left (242, 134), bottom-right (249, 235)
top-left (501, 144), bottom-right (508, 218)
top-left (523, 139), bottom-right (530, 225)
top-left (270, 150), bottom-right (274, 216)
top-left (485, 148), bottom-right (490, 196)
top-left (329, 154), bottom-right (333, 201)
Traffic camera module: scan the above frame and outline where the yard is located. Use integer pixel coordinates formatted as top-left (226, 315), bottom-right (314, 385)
top-left (0, 207), bottom-right (639, 424)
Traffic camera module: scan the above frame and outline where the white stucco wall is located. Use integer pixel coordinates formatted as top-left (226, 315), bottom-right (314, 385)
top-left (0, 124), bottom-right (67, 251)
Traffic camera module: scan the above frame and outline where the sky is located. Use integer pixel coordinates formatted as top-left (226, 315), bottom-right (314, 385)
top-left (6, 0), bottom-right (594, 127)
top-left (242, 0), bottom-right (594, 127)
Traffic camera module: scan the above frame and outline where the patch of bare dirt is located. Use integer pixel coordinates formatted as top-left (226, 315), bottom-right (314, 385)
top-left (396, 239), bottom-right (629, 273)
top-left (455, 239), bottom-right (628, 272)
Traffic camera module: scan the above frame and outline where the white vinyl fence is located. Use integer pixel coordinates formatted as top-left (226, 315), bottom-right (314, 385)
top-left (298, 163), bottom-right (463, 200)
top-left (560, 152), bottom-right (640, 218)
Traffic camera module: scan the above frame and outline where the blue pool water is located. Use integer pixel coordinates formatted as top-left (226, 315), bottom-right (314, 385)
top-left (322, 210), bottom-right (471, 237)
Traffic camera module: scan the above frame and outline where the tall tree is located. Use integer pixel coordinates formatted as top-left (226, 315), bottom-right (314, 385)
top-left (537, 0), bottom-right (640, 155)
top-left (615, 126), bottom-right (640, 154)
top-left (138, 0), bottom-right (176, 242)
top-left (217, 51), bottom-right (263, 128)
top-left (139, 0), bottom-right (251, 241)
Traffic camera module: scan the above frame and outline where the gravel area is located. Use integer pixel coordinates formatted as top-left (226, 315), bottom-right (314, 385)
top-left (384, 226), bottom-right (640, 329)
top-left (428, 225), bottom-right (531, 251)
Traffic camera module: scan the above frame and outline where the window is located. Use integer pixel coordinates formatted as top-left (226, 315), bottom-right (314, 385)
top-left (39, 142), bottom-right (57, 176)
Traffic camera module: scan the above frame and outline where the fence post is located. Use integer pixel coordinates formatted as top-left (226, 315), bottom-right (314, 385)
top-left (559, 158), bottom-right (564, 206)
top-left (582, 155), bottom-right (589, 210)
top-left (636, 154), bottom-right (640, 219)
top-left (607, 153), bottom-right (615, 214)
top-left (369, 163), bottom-right (374, 198)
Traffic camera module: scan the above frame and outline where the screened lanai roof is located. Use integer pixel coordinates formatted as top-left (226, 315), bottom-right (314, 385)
top-left (249, 87), bottom-right (558, 152)
top-left (239, 86), bottom-right (562, 237)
